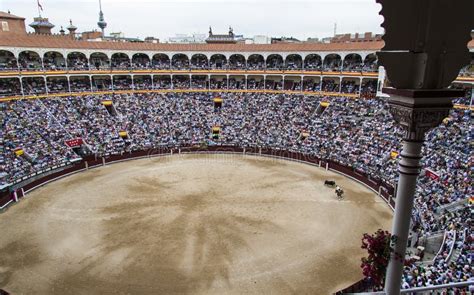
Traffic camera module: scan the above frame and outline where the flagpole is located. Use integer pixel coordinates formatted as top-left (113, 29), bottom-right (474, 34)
top-left (37, 0), bottom-right (42, 17)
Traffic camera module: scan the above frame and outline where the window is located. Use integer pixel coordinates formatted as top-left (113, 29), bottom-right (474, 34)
top-left (1, 21), bottom-right (9, 32)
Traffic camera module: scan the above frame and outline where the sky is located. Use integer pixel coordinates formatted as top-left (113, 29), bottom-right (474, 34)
top-left (0, 0), bottom-right (384, 41)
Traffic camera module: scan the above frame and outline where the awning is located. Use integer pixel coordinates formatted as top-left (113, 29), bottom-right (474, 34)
top-left (14, 148), bottom-right (24, 156)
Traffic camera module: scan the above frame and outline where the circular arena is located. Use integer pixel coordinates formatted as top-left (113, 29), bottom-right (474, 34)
top-left (0, 154), bottom-right (392, 294)
top-left (0, 3), bottom-right (472, 293)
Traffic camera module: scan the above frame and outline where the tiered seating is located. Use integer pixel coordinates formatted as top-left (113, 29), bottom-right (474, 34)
top-left (1, 92), bottom-right (471, 289)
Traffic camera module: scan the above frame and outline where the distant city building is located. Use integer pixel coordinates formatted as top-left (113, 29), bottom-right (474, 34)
top-left (81, 30), bottom-right (102, 41)
top-left (331, 32), bottom-right (382, 43)
top-left (234, 34), bottom-right (244, 42)
top-left (109, 32), bottom-right (124, 39)
top-left (306, 37), bottom-right (321, 43)
top-left (145, 36), bottom-right (160, 43)
top-left (80, 30), bottom-right (142, 42)
top-left (168, 33), bottom-right (206, 44)
top-left (104, 32), bottom-right (142, 42)
top-left (205, 27), bottom-right (237, 44)
top-left (253, 35), bottom-right (271, 44)
top-left (271, 37), bottom-right (301, 44)
top-left (321, 37), bottom-right (333, 43)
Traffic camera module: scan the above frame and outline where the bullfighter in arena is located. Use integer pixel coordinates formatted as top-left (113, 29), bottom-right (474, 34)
top-left (335, 186), bottom-right (344, 200)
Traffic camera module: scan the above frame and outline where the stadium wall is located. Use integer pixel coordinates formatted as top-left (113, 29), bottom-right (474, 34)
top-left (0, 146), bottom-right (396, 211)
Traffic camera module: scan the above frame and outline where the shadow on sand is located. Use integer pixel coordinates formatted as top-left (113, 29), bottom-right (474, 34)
top-left (50, 175), bottom-right (282, 294)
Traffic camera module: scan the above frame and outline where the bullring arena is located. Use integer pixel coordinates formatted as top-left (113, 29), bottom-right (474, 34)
top-left (0, 153), bottom-right (392, 294)
top-left (0, 2), bottom-right (473, 294)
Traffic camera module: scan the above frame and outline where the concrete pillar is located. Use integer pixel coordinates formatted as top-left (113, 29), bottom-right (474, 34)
top-left (20, 77), bottom-right (25, 97)
top-left (470, 87), bottom-right (474, 109)
top-left (44, 77), bottom-right (49, 95)
top-left (385, 140), bottom-right (422, 292)
top-left (377, 4), bottom-right (471, 289)
top-left (383, 90), bottom-right (456, 294)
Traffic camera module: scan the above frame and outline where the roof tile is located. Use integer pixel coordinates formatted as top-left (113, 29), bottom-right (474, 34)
top-left (0, 32), bottom-right (472, 53)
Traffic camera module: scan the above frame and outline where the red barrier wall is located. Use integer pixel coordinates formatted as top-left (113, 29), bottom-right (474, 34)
top-left (1, 146), bottom-right (395, 212)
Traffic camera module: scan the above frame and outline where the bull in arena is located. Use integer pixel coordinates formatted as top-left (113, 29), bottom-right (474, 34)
top-left (324, 180), bottom-right (336, 187)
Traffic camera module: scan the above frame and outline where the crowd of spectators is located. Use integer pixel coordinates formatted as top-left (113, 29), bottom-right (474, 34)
top-left (321, 79), bottom-right (340, 92)
top-left (67, 54), bottom-right (89, 70)
top-left (0, 79), bottom-right (22, 98)
top-left (47, 78), bottom-right (68, 93)
top-left (0, 54), bottom-right (384, 72)
top-left (452, 87), bottom-right (472, 105)
top-left (70, 78), bottom-right (91, 93)
top-left (0, 91), bottom-right (472, 290)
top-left (0, 56), bottom-right (18, 71)
top-left (1, 77), bottom-right (379, 95)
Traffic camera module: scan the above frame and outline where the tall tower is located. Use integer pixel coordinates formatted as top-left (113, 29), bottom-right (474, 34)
top-left (29, 17), bottom-right (55, 34)
top-left (67, 19), bottom-right (77, 39)
top-left (97, 0), bottom-right (107, 37)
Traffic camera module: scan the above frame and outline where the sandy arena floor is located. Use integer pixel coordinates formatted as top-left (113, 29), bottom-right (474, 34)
top-left (0, 154), bottom-right (392, 294)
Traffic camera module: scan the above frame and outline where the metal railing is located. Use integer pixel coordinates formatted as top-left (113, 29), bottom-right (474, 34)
top-left (346, 281), bottom-right (473, 294)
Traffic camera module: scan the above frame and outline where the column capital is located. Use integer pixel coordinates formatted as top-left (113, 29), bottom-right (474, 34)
top-left (385, 88), bottom-right (462, 141)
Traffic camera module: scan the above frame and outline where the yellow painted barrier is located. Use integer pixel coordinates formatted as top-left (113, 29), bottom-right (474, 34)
top-left (0, 69), bottom-right (383, 78)
top-left (0, 89), bottom-right (471, 112)
top-left (0, 89), bottom-right (359, 102)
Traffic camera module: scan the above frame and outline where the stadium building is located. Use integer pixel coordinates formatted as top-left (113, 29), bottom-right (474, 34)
top-left (0, 3), bottom-right (472, 295)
